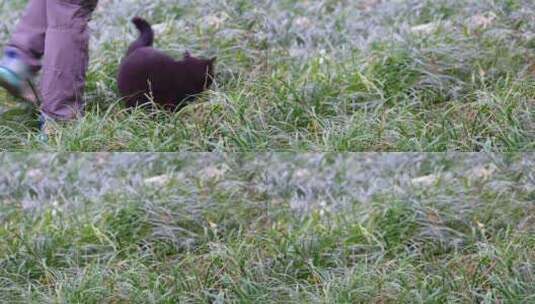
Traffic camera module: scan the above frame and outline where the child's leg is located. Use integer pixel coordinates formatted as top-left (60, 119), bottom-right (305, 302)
top-left (41, 0), bottom-right (98, 120)
top-left (5, 0), bottom-right (47, 74)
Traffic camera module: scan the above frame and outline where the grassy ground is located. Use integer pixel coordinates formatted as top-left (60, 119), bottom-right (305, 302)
top-left (0, 153), bottom-right (534, 302)
top-left (0, 0), bottom-right (533, 151)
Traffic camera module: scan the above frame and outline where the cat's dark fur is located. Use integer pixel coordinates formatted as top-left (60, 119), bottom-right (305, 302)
top-left (118, 17), bottom-right (216, 111)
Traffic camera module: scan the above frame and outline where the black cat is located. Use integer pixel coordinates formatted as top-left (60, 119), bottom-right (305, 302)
top-left (118, 17), bottom-right (216, 111)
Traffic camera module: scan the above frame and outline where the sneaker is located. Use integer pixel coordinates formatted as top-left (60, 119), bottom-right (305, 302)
top-left (0, 50), bottom-right (39, 105)
top-left (37, 114), bottom-right (53, 142)
top-left (37, 113), bottom-right (73, 142)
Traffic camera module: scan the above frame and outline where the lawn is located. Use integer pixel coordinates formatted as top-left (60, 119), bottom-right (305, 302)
top-left (0, 153), bottom-right (534, 302)
top-left (0, 0), bottom-right (533, 151)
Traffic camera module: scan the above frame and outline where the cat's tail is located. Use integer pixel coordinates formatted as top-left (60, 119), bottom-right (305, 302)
top-left (126, 17), bottom-right (154, 56)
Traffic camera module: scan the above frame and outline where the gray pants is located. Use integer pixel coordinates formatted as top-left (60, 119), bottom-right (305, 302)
top-left (6, 0), bottom-right (98, 120)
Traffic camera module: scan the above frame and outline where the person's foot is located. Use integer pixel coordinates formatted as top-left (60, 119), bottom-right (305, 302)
top-left (38, 113), bottom-right (73, 143)
top-left (38, 114), bottom-right (54, 142)
top-left (0, 50), bottom-right (39, 105)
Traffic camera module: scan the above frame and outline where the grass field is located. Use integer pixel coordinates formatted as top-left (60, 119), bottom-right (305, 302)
top-left (0, 0), bottom-right (533, 151)
top-left (0, 153), bottom-right (534, 302)
top-left (1, 1), bottom-right (533, 302)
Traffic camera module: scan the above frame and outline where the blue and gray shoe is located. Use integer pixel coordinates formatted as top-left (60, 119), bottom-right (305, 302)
top-left (0, 50), bottom-right (39, 104)
top-left (37, 113), bottom-right (71, 143)
top-left (37, 113), bottom-right (54, 143)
